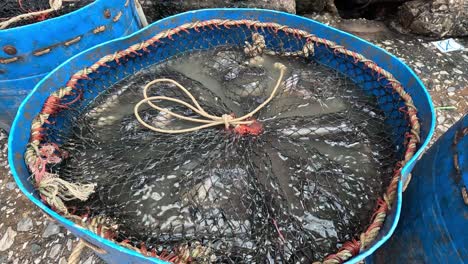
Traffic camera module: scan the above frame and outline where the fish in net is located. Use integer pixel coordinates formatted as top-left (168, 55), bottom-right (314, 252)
top-left (0, 0), bottom-right (94, 29)
top-left (25, 20), bottom-right (420, 263)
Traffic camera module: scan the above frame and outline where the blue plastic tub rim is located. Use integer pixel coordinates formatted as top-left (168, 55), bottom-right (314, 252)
top-left (8, 8), bottom-right (436, 264)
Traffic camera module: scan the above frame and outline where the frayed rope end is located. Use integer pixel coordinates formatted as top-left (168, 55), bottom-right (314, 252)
top-left (38, 176), bottom-right (96, 214)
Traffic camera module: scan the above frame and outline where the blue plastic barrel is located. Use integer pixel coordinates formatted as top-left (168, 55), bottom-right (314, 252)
top-left (8, 9), bottom-right (435, 263)
top-left (0, 0), bottom-right (144, 131)
top-left (370, 114), bottom-right (467, 263)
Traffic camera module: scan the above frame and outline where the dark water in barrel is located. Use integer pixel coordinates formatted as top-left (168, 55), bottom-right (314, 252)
top-left (58, 48), bottom-right (396, 262)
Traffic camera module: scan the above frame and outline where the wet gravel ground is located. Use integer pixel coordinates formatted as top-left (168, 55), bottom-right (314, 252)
top-left (0, 133), bottom-right (103, 264)
top-left (0, 18), bottom-right (466, 264)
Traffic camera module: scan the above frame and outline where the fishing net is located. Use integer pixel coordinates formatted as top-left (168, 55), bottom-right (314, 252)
top-left (0, 0), bottom-right (94, 29)
top-left (25, 19), bottom-right (420, 263)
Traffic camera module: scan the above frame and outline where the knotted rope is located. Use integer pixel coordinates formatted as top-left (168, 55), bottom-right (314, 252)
top-left (0, 0), bottom-right (63, 29)
top-left (25, 143), bottom-right (96, 215)
top-left (134, 62), bottom-right (287, 134)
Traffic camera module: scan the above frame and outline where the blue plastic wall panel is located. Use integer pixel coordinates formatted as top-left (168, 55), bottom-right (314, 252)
top-left (8, 9), bottom-right (435, 264)
top-left (370, 114), bottom-right (467, 264)
top-left (0, 0), bottom-right (142, 131)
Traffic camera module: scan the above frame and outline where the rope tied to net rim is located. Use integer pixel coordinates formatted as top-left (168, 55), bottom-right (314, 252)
top-left (0, 0), bottom-right (65, 29)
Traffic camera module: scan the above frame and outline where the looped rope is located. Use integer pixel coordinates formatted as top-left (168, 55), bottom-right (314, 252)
top-left (68, 238), bottom-right (107, 264)
top-left (0, 0), bottom-right (63, 29)
top-left (134, 63), bottom-right (287, 134)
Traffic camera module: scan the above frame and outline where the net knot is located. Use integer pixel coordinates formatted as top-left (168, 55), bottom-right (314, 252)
top-left (221, 114), bottom-right (234, 129)
top-left (233, 119), bottom-right (263, 136)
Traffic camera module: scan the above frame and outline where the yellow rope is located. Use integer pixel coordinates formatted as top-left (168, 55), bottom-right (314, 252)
top-left (134, 62), bottom-right (287, 134)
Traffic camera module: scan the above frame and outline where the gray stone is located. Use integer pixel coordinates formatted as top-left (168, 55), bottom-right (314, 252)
top-left (297, 0), bottom-right (337, 13)
top-left (31, 243), bottom-right (41, 254)
top-left (335, 19), bottom-right (393, 41)
top-left (5, 182), bottom-right (16, 190)
top-left (397, 0), bottom-right (468, 37)
top-left (59, 257), bottom-right (67, 264)
top-left (67, 239), bottom-right (72, 251)
top-left (304, 12), bottom-right (341, 27)
top-left (447, 87), bottom-right (456, 92)
top-left (0, 227), bottom-right (17, 251)
top-left (42, 222), bottom-right (60, 238)
top-left (49, 244), bottom-right (62, 259)
top-left (83, 255), bottom-right (95, 264)
top-left (17, 217), bottom-right (34, 232)
top-left (437, 115), bottom-right (445, 123)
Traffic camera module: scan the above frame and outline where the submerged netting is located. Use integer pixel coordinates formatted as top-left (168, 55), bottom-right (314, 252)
top-left (0, 0), bottom-right (94, 29)
top-left (25, 20), bottom-right (420, 263)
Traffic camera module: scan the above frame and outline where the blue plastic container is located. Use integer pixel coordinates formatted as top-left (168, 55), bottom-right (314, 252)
top-left (8, 9), bottom-right (435, 263)
top-left (0, 0), bottom-right (144, 131)
top-left (370, 114), bottom-right (467, 264)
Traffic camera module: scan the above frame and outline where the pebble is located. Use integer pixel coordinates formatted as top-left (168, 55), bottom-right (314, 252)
top-left (447, 87), bottom-right (456, 93)
top-left (439, 70), bottom-right (449, 75)
top-left (83, 255), bottom-right (95, 264)
top-left (6, 182), bottom-right (16, 190)
top-left (49, 244), bottom-right (61, 259)
top-left (437, 115), bottom-right (445, 123)
top-left (30, 243), bottom-right (41, 254)
top-left (414, 62), bottom-right (424, 68)
top-left (17, 217), bottom-right (34, 232)
top-left (59, 257), bottom-right (67, 264)
top-left (0, 227), bottom-right (17, 251)
top-left (67, 239), bottom-right (72, 251)
top-left (42, 222), bottom-right (61, 238)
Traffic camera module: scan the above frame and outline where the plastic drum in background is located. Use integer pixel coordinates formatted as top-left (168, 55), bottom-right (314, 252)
top-left (8, 9), bottom-right (435, 264)
top-left (0, 0), bottom-right (146, 131)
top-left (370, 114), bottom-right (467, 264)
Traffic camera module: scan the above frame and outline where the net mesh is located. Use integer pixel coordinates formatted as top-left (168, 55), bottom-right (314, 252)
top-left (0, 0), bottom-right (93, 29)
top-left (26, 20), bottom-right (419, 263)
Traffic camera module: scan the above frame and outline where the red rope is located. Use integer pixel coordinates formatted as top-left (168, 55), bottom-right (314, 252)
top-left (272, 218), bottom-right (286, 242)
